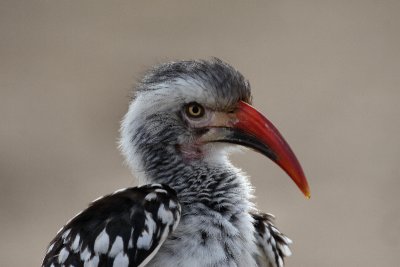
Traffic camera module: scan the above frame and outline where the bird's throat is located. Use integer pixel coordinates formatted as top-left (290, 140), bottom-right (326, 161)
top-left (135, 141), bottom-right (253, 215)
top-left (176, 143), bottom-right (204, 161)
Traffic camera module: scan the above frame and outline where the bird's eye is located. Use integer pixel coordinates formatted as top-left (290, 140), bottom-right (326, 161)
top-left (185, 102), bottom-right (205, 118)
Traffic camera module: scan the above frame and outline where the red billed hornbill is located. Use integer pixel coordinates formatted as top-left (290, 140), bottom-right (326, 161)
top-left (42, 58), bottom-right (310, 267)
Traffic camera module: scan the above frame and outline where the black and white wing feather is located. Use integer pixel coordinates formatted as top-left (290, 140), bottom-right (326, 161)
top-left (252, 212), bottom-right (292, 267)
top-left (42, 184), bottom-right (181, 267)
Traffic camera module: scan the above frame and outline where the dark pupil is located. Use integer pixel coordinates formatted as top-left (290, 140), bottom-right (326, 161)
top-left (192, 105), bottom-right (199, 114)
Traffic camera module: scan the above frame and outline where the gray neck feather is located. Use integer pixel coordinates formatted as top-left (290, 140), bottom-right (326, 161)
top-left (136, 140), bottom-right (253, 217)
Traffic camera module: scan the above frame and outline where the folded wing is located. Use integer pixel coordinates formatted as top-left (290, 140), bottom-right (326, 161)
top-left (252, 212), bottom-right (292, 267)
top-left (42, 184), bottom-right (181, 267)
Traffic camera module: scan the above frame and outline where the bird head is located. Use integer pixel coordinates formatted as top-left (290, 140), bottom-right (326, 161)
top-left (120, 58), bottom-right (310, 198)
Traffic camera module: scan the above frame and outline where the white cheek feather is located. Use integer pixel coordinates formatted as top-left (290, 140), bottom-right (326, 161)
top-left (120, 92), bottom-right (179, 184)
top-left (119, 95), bottom-right (148, 185)
top-left (119, 79), bottom-right (215, 184)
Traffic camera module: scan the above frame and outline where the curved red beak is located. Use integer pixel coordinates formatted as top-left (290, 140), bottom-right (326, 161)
top-left (233, 101), bottom-right (310, 198)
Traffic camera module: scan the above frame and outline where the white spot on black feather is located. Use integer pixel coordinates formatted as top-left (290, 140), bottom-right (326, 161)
top-left (84, 255), bottom-right (99, 267)
top-left (137, 212), bottom-right (156, 249)
top-left (80, 246), bottom-right (92, 262)
top-left (154, 189), bottom-right (168, 194)
top-left (113, 252), bottom-right (129, 267)
top-left (71, 234), bottom-right (81, 252)
top-left (144, 192), bottom-right (158, 201)
top-left (61, 229), bottom-right (71, 243)
top-left (94, 229), bottom-right (109, 254)
top-left (169, 199), bottom-right (177, 209)
top-left (58, 247), bottom-right (69, 264)
top-left (109, 236), bottom-right (124, 257)
top-left (157, 204), bottom-right (173, 224)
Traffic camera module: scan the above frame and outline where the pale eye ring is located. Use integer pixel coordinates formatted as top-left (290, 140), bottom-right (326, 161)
top-left (185, 102), bottom-right (205, 118)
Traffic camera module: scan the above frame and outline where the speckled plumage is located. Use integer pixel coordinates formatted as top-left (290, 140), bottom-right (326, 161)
top-left (42, 184), bottom-right (181, 267)
top-left (42, 58), bottom-right (292, 267)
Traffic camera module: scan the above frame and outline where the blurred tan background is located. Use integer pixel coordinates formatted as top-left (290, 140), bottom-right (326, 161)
top-left (1, 1), bottom-right (399, 266)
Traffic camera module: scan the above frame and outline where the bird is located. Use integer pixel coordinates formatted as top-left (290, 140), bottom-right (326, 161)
top-left (42, 58), bottom-right (310, 267)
